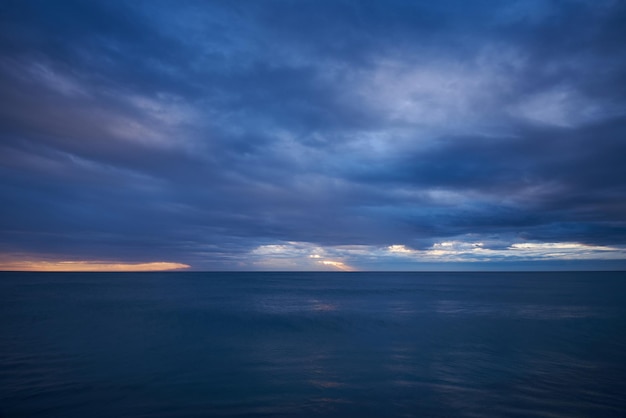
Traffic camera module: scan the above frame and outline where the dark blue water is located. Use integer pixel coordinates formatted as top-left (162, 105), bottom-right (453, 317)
top-left (1, 272), bottom-right (625, 417)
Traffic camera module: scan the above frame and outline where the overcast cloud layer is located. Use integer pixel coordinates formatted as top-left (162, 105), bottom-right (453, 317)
top-left (1, 0), bottom-right (626, 270)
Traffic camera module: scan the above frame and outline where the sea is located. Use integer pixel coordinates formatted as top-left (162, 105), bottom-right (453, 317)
top-left (1, 271), bottom-right (625, 417)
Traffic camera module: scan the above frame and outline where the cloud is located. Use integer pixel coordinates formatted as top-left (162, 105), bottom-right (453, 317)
top-left (513, 85), bottom-right (625, 127)
top-left (249, 242), bottom-right (356, 271)
top-left (391, 240), bottom-right (626, 263)
top-left (0, 0), bottom-right (625, 270)
top-left (0, 259), bottom-right (190, 272)
top-left (243, 239), bottom-right (626, 271)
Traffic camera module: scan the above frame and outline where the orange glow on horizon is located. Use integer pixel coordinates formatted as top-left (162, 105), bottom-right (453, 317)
top-left (319, 260), bottom-right (355, 271)
top-left (0, 260), bottom-right (191, 272)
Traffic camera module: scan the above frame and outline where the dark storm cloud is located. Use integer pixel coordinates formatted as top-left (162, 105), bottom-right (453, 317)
top-left (1, 0), bottom-right (625, 269)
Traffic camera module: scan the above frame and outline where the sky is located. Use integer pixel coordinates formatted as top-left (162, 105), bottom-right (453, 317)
top-left (1, 0), bottom-right (626, 271)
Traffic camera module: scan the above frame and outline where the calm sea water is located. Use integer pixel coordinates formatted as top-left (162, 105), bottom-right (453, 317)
top-left (1, 271), bottom-right (625, 417)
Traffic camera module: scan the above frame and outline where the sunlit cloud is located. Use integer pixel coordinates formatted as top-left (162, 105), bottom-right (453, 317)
top-left (250, 242), bottom-right (356, 271)
top-left (319, 260), bottom-right (355, 271)
top-left (0, 260), bottom-right (191, 272)
top-left (387, 245), bottom-right (413, 254)
top-left (507, 242), bottom-right (624, 260)
top-left (249, 239), bottom-right (626, 270)
top-left (384, 240), bottom-right (626, 262)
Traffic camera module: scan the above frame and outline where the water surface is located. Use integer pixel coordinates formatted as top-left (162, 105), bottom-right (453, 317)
top-left (1, 271), bottom-right (625, 417)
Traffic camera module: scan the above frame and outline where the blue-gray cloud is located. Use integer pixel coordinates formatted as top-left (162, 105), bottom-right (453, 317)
top-left (1, 0), bottom-right (625, 269)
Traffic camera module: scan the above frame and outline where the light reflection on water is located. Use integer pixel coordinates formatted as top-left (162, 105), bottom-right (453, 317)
top-left (1, 271), bottom-right (625, 417)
